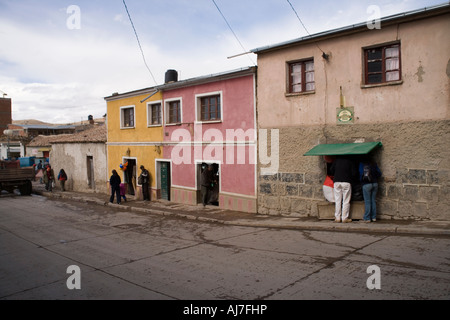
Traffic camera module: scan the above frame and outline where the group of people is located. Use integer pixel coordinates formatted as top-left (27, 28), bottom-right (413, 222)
top-left (330, 156), bottom-right (382, 223)
top-left (109, 164), bottom-right (217, 207)
top-left (109, 165), bottom-right (150, 204)
top-left (35, 160), bottom-right (68, 192)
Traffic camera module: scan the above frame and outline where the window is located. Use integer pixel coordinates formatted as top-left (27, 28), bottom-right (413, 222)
top-left (364, 44), bottom-right (401, 84)
top-left (148, 102), bottom-right (162, 126)
top-left (201, 95), bottom-right (221, 121)
top-left (164, 98), bottom-right (182, 125)
top-left (288, 59), bottom-right (315, 93)
top-left (168, 100), bottom-right (181, 124)
top-left (121, 106), bottom-right (135, 128)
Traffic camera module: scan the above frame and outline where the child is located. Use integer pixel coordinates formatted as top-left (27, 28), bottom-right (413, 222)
top-left (120, 183), bottom-right (127, 202)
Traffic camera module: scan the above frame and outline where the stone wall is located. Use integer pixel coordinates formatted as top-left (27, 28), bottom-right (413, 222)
top-left (258, 120), bottom-right (450, 221)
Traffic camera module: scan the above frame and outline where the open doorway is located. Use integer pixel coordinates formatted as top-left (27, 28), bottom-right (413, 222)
top-left (197, 162), bottom-right (220, 206)
top-left (123, 158), bottom-right (136, 196)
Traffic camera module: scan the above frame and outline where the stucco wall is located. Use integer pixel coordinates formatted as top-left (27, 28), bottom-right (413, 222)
top-left (107, 91), bottom-right (164, 143)
top-left (162, 73), bottom-right (257, 205)
top-left (107, 145), bottom-right (161, 196)
top-left (256, 13), bottom-right (450, 128)
top-left (50, 143), bottom-right (108, 194)
top-left (107, 91), bottom-right (164, 197)
top-left (255, 11), bottom-right (450, 220)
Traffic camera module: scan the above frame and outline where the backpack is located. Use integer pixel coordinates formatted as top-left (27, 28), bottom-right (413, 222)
top-left (362, 164), bottom-right (373, 183)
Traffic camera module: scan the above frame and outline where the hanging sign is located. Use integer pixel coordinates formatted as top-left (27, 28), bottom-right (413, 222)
top-left (336, 107), bottom-right (354, 124)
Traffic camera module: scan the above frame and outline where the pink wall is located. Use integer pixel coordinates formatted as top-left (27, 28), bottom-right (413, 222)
top-left (162, 73), bottom-right (256, 197)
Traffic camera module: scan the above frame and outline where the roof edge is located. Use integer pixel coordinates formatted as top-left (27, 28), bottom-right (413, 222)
top-left (251, 3), bottom-right (450, 54)
top-left (104, 66), bottom-right (256, 101)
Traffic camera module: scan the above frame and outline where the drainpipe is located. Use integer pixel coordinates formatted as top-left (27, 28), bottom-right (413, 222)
top-left (140, 90), bottom-right (159, 103)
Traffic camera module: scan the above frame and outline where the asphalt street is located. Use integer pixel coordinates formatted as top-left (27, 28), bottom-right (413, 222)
top-left (1, 194), bottom-right (449, 302)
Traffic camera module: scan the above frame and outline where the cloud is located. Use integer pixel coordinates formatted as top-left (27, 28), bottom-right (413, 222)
top-left (0, 0), bottom-right (444, 124)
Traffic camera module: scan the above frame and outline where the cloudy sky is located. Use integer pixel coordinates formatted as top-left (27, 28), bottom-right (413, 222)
top-left (0, 0), bottom-right (445, 124)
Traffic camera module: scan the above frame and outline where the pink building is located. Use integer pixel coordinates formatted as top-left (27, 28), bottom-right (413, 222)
top-left (156, 67), bottom-right (257, 213)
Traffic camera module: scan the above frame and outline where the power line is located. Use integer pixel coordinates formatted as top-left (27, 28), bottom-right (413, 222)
top-left (122, 0), bottom-right (158, 85)
top-left (211, 0), bottom-right (256, 66)
top-left (286, 0), bottom-right (327, 56)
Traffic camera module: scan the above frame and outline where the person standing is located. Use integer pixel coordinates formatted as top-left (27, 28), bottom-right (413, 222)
top-left (330, 156), bottom-right (357, 223)
top-left (359, 159), bottom-right (382, 222)
top-left (57, 169), bottom-right (68, 191)
top-left (43, 165), bottom-right (56, 192)
top-left (109, 169), bottom-right (121, 204)
top-left (139, 165), bottom-right (150, 201)
top-left (201, 164), bottom-right (215, 207)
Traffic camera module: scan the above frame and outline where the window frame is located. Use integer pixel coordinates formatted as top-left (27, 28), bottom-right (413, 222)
top-left (164, 97), bottom-right (182, 126)
top-left (120, 106), bottom-right (135, 129)
top-left (195, 91), bottom-right (223, 124)
top-left (147, 101), bottom-right (162, 127)
top-left (287, 58), bottom-right (315, 94)
top-left (363, 42), bottom-right (402, 86)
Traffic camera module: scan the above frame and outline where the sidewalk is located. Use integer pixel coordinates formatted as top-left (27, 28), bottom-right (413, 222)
top-left (32, 182), bottom-right (450, 237)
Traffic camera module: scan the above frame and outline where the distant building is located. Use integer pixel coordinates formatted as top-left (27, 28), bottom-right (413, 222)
top-left (8, 123), bottom-right (76, 139)
top-left (0, 97), bottom-right (12, 132)
top-left (50, 125), bottom-right (107, 193)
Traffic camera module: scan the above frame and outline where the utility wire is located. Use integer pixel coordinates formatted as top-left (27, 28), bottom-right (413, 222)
top-left (286, 0), bottom-right (326, 55)
top-left (122, 0), bottom-right (158, 85)
top-left (211, 0), bottom-right (256, 66)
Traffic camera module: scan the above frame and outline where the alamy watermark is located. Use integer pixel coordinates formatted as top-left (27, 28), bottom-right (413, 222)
top-left (366, 265), bottom-right (381, 290)
top-left (169, 126), bottom-right (279, 175)
top-left (367, 5), bottom-right (381, 30)
top-left (66, 265), bottom-right (81, 290)
top-left (66, 5), bottom-right (81, 30)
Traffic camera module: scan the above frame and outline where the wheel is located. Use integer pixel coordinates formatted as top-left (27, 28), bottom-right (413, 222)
top-left (19, 180), bottom-right (32, 196)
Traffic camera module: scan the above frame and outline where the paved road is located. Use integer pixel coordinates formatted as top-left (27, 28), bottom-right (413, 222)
top-left (0, 195), bottom-right (449, 301)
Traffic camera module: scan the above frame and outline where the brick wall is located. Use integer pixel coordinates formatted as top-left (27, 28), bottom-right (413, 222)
top-left (0, 98), bottom-right (12, 131)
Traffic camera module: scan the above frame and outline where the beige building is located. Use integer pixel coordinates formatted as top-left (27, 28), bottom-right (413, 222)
top-left (252, 4), bottom-right (450, 220)
top-left (50, 125), bottom-right (108, 194)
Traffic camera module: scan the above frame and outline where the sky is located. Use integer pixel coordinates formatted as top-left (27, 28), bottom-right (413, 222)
top-left (0, 0), bottom-right (446, 124)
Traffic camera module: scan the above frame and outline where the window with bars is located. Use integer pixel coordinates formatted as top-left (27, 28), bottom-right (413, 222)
top-left (288, 59), bottom-right (315, 93)
top-left (364, 44), bottom-right (401, 84)
top-left (200, 95), bottom-right (221, 121)
top-left (121, 107), bottom-right (135, 128)
top-left (168, 100), bottom-right (181, 124)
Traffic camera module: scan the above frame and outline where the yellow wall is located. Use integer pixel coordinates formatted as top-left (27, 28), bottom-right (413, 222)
top-left (106, 92), bottom-right (163, 193)
top-left (107, 92), bottom-right (164, 142)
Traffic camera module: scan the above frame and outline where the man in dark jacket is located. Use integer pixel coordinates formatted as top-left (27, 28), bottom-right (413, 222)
top-left (139, 165), bottom-right (150, 201)
top-left (330, 156), bottom-right (357, 223)
top-left (201, 165), bottom-right (215, 207)
top-left (109, 169), bottom-right (122, 204)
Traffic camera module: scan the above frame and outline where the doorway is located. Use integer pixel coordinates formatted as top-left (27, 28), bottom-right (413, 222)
top-left (197, 162), bottom-right (219, 206)
top-left (86, 156), bottom-right (95, 189)
top-left (123, 158), bottom-right (136, 196)
top-left (159, 161), bottom-right (171, 201)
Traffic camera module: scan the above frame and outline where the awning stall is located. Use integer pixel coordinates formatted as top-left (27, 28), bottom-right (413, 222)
top-left (304, 142), bottom-right (382, 156)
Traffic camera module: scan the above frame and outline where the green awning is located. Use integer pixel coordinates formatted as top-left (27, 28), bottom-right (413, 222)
top-left (304, 142), bottom-right (382, 156)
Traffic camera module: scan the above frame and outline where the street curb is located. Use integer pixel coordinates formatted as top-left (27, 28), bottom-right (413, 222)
top-left (32, 190), bottom-right (450, 237)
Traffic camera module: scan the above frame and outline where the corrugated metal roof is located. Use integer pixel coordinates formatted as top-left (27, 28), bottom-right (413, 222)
top-left (104, 66), bottom-right (256, 101)
top-left (14, 124), bottom-right (76, 130)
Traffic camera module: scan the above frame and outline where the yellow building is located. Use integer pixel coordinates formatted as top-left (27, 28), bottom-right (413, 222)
top-left (105, 88), bottom-right (163, 200)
